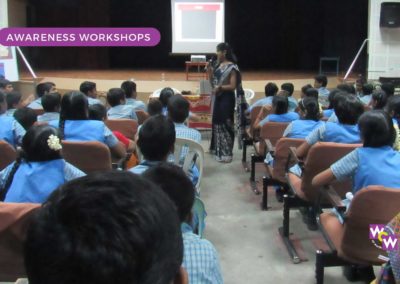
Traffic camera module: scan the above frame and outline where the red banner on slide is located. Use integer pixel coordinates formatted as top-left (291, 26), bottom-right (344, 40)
top-left (178, 4), bottom-right (221, 11)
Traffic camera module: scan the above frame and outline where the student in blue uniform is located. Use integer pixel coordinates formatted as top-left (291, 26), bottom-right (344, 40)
top-left (322, 89), bottom-right (341, 119)
top-left (360, 83), bottom-right (374, 105)
top-left (314, 75), bottom-right (330, 107)
top-left (79, 81), bottom-right (102, 106)
top-left (159, 87), bottom-right (175, 116)
top-left (37, 92), bottom-right (61, 123)
top-left (13, 107), bottom-right (37, 130)
top-left (248, 82), bottom-right (278, 112)
top-left (0, 125), bottom-right (85, 203)
top-left (106, 88), bottom-right (138, 120)
top-left (28, 82), bottom-right (57, 110)
top-left (5, 91), bottom-right (21, 116)
top-left (371, 90), bottom-right (388, 110)
top-left (0, 91), bottom-right (26, 147)
top-left (50, 91), bottom-right (126, 159)
top-left (121, 80), bottom-right (146, 111)
top-left (281, 83), bottom-right (298, 112)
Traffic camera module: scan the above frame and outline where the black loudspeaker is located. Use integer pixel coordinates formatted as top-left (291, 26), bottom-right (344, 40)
top-left (380, 2), bottom-right (400, 28)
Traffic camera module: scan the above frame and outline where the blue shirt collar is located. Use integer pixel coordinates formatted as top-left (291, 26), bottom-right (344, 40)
top-left (181, 222), bottom-right (193, 234)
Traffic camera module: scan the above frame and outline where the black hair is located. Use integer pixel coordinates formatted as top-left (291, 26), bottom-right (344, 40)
top-left (299, 97), bottom-right (320, 121)
top-left (362, 84), bottom-right (374, 95)
top-left (372, 91), bottom-right (388, 110)
top-left (107, 88), bottom-right (125, 107)
top-left (59, 91), bottom-right (89, 139)
top-left (24, 171), bottom-right (183, 284)
top-left (381, 82), bottom-right (395, 97)
top-left (305, 88), bottom-right (319, 99)
top-left (36, 82), bottom-right (56, 98)
top-left (301, 84), bottom-right (313, 95)
top-left (41, 92), bottom-right (61, 112)
top-left (147, 100), bottom-right (163, 116)
top-left (159, 87), bottom-right (174, 107)
top-left (337, 83), bottom-right (355, 94)
top-left (264, 83), bottom-right (279, 97)
top-left (388, 96), bottom-right (400, 125)
top-left (6, 91), bottom-right (21, 109)
top-left (143, 163), bottom-right (195, 223)
top-left (358, 110), bottom-right (395, 148)
top-left (79, 81), bottom-right (96, 96)
top-left (138, 115), bottom-right (175, 161)
top-left (0, 78), bottom-right (11, 89)
top-left (121, 81), bottom-right (137, 99)
top-left (335, 94), bottom-right (364, 125)
top-left (216, 42), bottom-right (237, 63)
top-left (272, 95), bottom-right (288, 115)
top-left (0, 91), bottom-right (5, 102)
top-left (0, 125), bottom-right (61, 200)
top-left (13, 108), bottom-right (37, 130)
top-left (314, 75), bottom-right (328, 87)
top-left (281, 83), bottom-right (294, 96)
top-left (88, 103), bottom-right (107, 121)
top-left (168, 94), bottom-right (189, 123)
top-left (327, 89), bottom-right (341, 109)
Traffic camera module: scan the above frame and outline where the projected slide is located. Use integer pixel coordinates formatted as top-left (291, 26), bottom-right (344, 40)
top-left (171, 0), bottom-right (224, 54)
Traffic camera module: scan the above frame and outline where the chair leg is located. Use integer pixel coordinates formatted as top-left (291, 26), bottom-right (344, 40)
top-left (261, 176), bottom-right (269, 210)
top-left (242, 138), bottom-right (250, 172)
top-left (315, 249), bottom-right (350, 284)
top-left (315, 250), bottom-right (325, 284)
top-left (250, 154), bottom-right (264, 195)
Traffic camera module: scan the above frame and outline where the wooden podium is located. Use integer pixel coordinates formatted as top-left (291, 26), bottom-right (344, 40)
top-left (185, 61), bottom-right (208, 81)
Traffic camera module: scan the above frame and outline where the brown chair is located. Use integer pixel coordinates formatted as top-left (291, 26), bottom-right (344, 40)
top-left (135, 110), bottom-right (149, 125)
top-left (242, 106), bottom-right (262, 169)
top-left (105, 119), bottom-right (138, 140)
top-left (0, 202), bottom-right (40, 281)
top-left (0, 141), bottom-right (17, 171)
top-left (281, 142), bottom-right (361, 263)
top-left (62, 141), bottom-right (112, 173)
top-left (315, 186), bottom-right (400, 284)
top-left (261, 138), bottom-right (304, 210)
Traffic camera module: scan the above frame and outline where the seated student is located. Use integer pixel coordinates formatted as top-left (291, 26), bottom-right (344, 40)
top-left (371, 90), bottom-right (388, 110)
top-left (159, 87), bottom-right (175, 116)
top-left (387, 96), bottom-right (400, 151)
top-left (281, 82), bottom-right (298, 112)
top-left (79, 81), bottom-right (102, 106)
top-left (360, 83), bottom-right (374, 105)
top-left (148, 99), bottom-right (163, 116)
top-left (299, 84), bottom-right (313, 101)
top-left (13, 107), bottom-right (37, 130)
top-left (5, 91), bottom-right (21, 116)
top-left (283, 97), bottom-right (323, 139)
top-left (0, 78), bottom-right (13, 94)
top-left (28, 82), bottom-right (57, 109)
top-left (37, 92), bottom-right (61, 123)
top-left (322, 89), bottom-right (341, 119)
top-left (143, 164), bottom-right (223, 284)
top-left (0, 91), bottom-right (25, 147)
top-left (355, 78), bottom-right (366, 97)
top-left (255, 95), bottom-right (299, 129)
top-left (381, 82), bottom-right (395, 98)
top-left (337, 83), bottom-right (356, 95)
top-left (248, 82), bottom-right (278, 112)
top-left (314, 75), bottom-right (330, 107)
top-left (50, 91), bottom-right (126, 159)
top-left (24, 171), bottom-right (187, 284)
top-left (121, 80), bottom-right (146, 111)
top-left (0, 125), bottom-right (85, 203)
top-left (106, 88), bottom-right (138, 120)
top-left (129, 115), bottom-right (175, 174)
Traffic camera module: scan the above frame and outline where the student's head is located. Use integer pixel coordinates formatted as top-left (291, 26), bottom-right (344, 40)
top-left (381, 82), bottom-right (395, 97)
top-left (88, 104), bottom-right (107, 121)
top-left (107, 88), bottom-right (126, 107)
top-left (36, 82), bottom-right (56, 98)
top-left (298, 97), bottom-right (320, 121)
top-left (79, 81), bottom-right (97, 98)
top-left (0, 78), bottom-right (13, 93)
top-left (388, 96), bottom-right (400, 123)
top-left (60, 91), bottom-right (89, 121)
top-left (301, 84), bottom-right (313, 98)
top-left (216, 42), bottom-right (237, 63)
top-left (327, 89), bottom-right (341, 109)
top-left (281, 83), bottom-right (294, 97)
top-left (371, 91), bottom-right (388, 110)
top-left (0, 91), bottom-right (6, 113)
top-left (138, 115), bottom-right (176, 161)
top-left (143, 163), bottom-right (195, 223)
top-left (6, 91), bottom-right (21, 109)
top-left (25, 171), bottom-right (185, 284)
top-left (305, 88), bottom-right (319, 100)
top-left (159, 87), bottom-right (174, 107)
top-left (314, 75), bottom-right (328, 88)
top-left (358, 110), bottom-right (395, 148)
top-left (41, 92), bottom-right (61, 113)
top-left (264, 83), bottom-right (279, 97)
top-left (13, 108), bottom-right (37, 130)
top-left (272, 95), bottom-right (288, 115)
top-left (335, 93), bottom-right (364, 125)
top-left (121, 80), bottom-right (137, 99)
top-left (148, 99), bottom-right (163, 116)
top-left (362, 84), bottom-right (374, 96)
top-left (337, 83), bottom-right (355, 94)
top-left (355, 78), bottom-right (366, 93)
top-left (168, 95), bottom-right (189, 123)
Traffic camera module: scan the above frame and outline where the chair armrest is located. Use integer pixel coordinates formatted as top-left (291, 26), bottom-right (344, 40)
top-left (264, 139), bottom-right (275, 154)
top-left (321, 186), bottom-right (347, 216)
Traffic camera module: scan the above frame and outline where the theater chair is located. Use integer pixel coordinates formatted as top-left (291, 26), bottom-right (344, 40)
top-left (105, 119), bottom-right (138, 140)
top-left (261, 137), bottom-right (304, 210)
top-left (315, 186), bottom-right (400, 284)
top-left (0, 202), bottom-right (40, 282)
top-left (135, 110), bottom-right (149, 125)
top-left (281, 142), bottom-right (361, 263)
top-left (250, 122), bottom-right (289, 194)
top-left (0, 140), bottom-right (17, 171)
top-left (242, 106), bottom-right (262, 171)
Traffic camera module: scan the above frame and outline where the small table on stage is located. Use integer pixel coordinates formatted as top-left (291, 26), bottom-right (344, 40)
top-left (185, 61), bottom-right (208, 81)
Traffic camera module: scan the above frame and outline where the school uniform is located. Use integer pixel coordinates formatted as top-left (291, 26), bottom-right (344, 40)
top-left (126, 98), bottom-right (146, 111)
top-left (259, 112), bottom-right (299, 126)
top-left (248, 97), bottom-right (273, 112)
top-left (27, 98), bottom-right (43, 110)
top-left (323, 109), bottom-right (334, 119)
top-left (283, 120), bottom-right (325, 139)
top-left (87, 97), bottom-right (103, 106)
top-left (129, 160), bottom-right (163, 175)
top-left (318, 87), bottom-right (330, 108)
top-left (37, 112), bottom-right (60, 123)
top-left (360, 95), bottom-right (372, 105)
top-left (6, 109), bottom-right (16, 117)
top-left (107, 105), bottom-right (138, 120)
top-left (306, 122), bottom-right (361, 145)
top-left (288, 97), bottom-right (298, 112)
top-left (0, 114), bottom-right (26, 147)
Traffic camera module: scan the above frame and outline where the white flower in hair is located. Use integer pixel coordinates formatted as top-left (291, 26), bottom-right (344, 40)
top-left (47, 134), bottom-right (62, 151)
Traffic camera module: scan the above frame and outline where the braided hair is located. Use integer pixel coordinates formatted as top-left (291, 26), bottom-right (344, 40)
top-left (59, 91), bottom-right (89, 139)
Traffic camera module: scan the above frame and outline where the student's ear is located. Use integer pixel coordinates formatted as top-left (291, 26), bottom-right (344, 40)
top-left (173, 267), bottom-right (189, 284)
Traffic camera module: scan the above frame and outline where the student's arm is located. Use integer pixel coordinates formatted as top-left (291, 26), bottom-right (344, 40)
top-left (111, 142), bottom-right (127, 159)
top-left (295, 141), bottom-right (311, 159)
top-left (312, 168), bottom-right (336, 188)
top-left (104, 127), bottom-right (127, 159)
top-left (13, 121), bottom-right (26, 146)
top-left (64, 162), bottom-right (86, 180)
top-left (219, 70), bottom-right (237, 92)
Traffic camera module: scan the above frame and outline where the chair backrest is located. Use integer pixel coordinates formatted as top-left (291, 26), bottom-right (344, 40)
top-left (271, 138), bottom-right (304, 183)
top-left (244, 89), bottom-right (255, 105)
top-left (0, 141), bottom-right (17, 171)
top-left (260, 122), bottom-right (289, 145)
top-left (340, 186), bottom-right (400, 265)
top-left (248, 106), bottom-right (262, 138)
top-left (62, 141), bottom-right (112, 173)
top-left (0, 202), bottom-right (40, 281)
top-left (104, 119), bottom-right (138, 140)
top-left (135, 110), bottom-right (149, 125)
top-left (301, 142), bottom-right (362, 201)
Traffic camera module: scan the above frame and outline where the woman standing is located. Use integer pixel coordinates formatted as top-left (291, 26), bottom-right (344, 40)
top-left (209, 43), bottom-right (241, 163)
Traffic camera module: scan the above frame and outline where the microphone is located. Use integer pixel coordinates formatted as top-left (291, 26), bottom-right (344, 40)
top-left (205, 56), bottom-right (217, 71)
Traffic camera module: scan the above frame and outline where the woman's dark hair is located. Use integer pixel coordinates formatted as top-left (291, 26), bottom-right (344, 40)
top-left (13, 108), bottom-right (37, 130)
top-left (272, 95), bottom-right (288, 115)
top-left (264, 83), bottom-right (279, 97)
top-left (89, 104), bottom-right (107, 121)
top-left (305, 88), bottom-right (319, 99)
top-left (335, 94), bottom-right (364, 125)
top-left (59, 91), bottom-right (89, 139)
top-left (327, 89), bottom-right (341, 109)
top-left (387, 96), bottom-right (400, 126)
top-left (121, 81), bottom-right (137, 99)
top-left (299, 97), bottom-right (320, 121)
top-left (159, 88), bottom-right (174, 107)
top-left (362, 84), bottom-right (374, 95)
top-left (372, 91), bottom-right (388, 110)
top-left (0, 125), bottom-right (62, 200)
top-left (216, 42), bottom-right (237, 63)
top-left (358, 110), bottom-right (395, 148)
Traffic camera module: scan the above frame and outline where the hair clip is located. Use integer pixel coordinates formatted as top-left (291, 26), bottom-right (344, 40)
top-left (47, 134), bottom-right (62, 151)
